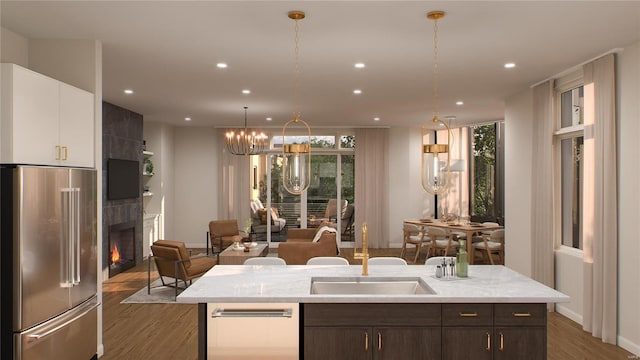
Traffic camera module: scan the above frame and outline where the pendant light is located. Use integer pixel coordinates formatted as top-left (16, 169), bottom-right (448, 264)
top-left (282, 10), bottom-right (311, 195)
top-left (422, 10), bottom-right (452, 195)
top-left (225, 106), bottom-right (267, 155)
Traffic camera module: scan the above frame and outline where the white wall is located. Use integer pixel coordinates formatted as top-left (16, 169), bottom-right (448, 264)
top-left (0, 26), bottom-right (28, 66)
top-left (387, 127), bottom-right (434, 247)
top-left (504, 88), bottom-right (533, 277)
top-left (616, 41), bottom-right (640, 355)
top-left (173, 127), bottom-right (218, 248)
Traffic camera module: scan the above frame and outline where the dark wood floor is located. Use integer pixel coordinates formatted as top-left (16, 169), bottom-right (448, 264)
top-left (101, 248), bottom-right (635, 359)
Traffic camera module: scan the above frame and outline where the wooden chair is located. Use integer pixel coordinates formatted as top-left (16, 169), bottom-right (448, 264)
top-left (148, 240), bottom-right (216, 299)
top-left (400, 223), bottom-right (431, 263)
top-left (425, 226), bottom-right (459, 257)
top-left (473, 229), bottom-right (505, 264)
top-left (207, 220), bottom-right (243, 258)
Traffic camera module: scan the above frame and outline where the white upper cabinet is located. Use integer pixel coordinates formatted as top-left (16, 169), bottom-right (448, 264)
top-left (1, 63), bottom-right (94, 167)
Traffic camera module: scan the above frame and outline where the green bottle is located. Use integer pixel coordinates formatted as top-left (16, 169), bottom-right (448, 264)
top-left (456, 240), bottom-right (468, 277)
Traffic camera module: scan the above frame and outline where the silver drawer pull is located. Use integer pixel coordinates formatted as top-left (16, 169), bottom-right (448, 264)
top-left (512, 312), bottom-right (531, 317)
top-left (459, 312), bottom-right (478, 317)
top-left (211, 308), bottom-right (293, 318)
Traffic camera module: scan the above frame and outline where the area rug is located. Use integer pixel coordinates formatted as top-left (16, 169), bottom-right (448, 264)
top-left (121, 278), bottom-right (185, 304)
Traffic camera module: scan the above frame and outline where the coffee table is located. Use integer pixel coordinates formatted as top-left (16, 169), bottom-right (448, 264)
top-left (218, 243), bottom-right (269, 265)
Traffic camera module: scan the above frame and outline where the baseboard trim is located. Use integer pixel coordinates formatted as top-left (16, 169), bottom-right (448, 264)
top-left (618, 335), bottom-right (640, 356)
top-left (97, 344), bottom-right (104, 357)
top-left (556, 304), bottom-right (583, 325)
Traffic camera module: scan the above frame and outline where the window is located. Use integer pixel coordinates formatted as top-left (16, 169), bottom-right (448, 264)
top-left (554, 75), bottom-right (584, 250)
top-left (469, 123), bottom-right (504, 223)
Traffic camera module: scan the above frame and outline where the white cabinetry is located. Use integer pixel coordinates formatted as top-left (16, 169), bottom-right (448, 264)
top-left (143, 214), bottom-right (160, 259)
top-left (1, 63), bottom-right (94, 167)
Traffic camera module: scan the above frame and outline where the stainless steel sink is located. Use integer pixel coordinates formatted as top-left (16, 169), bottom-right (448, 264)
top-left (310, 277), bottom-right (435, 295)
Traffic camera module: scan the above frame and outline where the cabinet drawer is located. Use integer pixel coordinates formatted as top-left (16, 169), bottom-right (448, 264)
top-left (303, 303), bottom-right (441, 326)
top-left (443, 304), bottom-right (493, 326)
top-left (494, 304), bottom-right (546, 326)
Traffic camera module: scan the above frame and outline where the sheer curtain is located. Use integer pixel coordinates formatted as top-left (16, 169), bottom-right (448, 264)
top-left (217, 129), bottom-right (251, 226)
top-left (531, 81), bottom-right (555, 288)
top-left (354, 128), bottom-right (389, 248)
top-left (582, 54), bottom-right (617, 343)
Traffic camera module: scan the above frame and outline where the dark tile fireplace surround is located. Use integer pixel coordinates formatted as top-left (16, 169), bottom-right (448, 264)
top-left (102, 101), bottom-right (144, 278)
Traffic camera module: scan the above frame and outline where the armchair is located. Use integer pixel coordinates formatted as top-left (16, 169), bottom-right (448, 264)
top-left (278, 227), bottom-right (339, 265)
top-left (250, 199), bottom-right (286, 234)
top-left (207, 220), bottom-right (243, 257)
top-left (148, 240), bottom-right (216, 299)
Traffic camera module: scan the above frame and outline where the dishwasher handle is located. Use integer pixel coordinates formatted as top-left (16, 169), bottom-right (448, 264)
top-left (211, 308), bottom-right (293, 318)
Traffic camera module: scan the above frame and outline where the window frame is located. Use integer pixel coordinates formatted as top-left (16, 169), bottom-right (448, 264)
top-left (553, 70), bottom-right (585, 253)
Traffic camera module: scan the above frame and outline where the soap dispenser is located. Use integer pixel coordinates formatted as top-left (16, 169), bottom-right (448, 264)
top-left (456, 239), bottom-right (468, 277)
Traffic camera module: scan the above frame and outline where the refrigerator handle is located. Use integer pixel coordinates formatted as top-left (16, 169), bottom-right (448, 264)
top-left (73, 188), bottom-right (81, 285)
top-left (60, 188), bottom-right (74, 288)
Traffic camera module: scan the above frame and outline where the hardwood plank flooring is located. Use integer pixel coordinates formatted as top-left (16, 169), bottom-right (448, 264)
top-left (101, 248), bottom-right (635, 359)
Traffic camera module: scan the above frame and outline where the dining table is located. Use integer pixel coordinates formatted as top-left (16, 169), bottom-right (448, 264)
top-left (403, 219), bottom-right (504, 264)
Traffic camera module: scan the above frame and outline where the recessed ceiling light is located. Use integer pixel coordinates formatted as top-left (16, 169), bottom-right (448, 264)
top-left (184, 117), bottom-right (191, 121)
top-left (373, 117), bottom-right (380, 121)
top-left (124, 89), bottom-right (134, 94)
top-left (504, 62), bottom-right (516, 69)
top-left (242, 89), bottom-right (251, 94)
top-left (266, 117), bottom-right (272, 121)
top-left (354, 63), bottom-right (366, 69)
top-left (456, 100), bottom-right (464, 106)
top-left (353, 89), bottom-right (362, 94)
top-left (216, 63), bottom-right (228, 68)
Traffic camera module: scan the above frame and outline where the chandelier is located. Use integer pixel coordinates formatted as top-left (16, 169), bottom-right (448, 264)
top-left (282, 10), bottom-right (311, 195)
top-left (421, 10), bottom-right (452, 195)
top-left (225, 106), bottom-right (267, 155)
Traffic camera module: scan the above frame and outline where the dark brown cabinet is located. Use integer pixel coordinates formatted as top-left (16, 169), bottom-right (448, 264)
top-left (303, 303), bottom-right (442, 360)
top-left (442, 303), bottom-right (546, 360)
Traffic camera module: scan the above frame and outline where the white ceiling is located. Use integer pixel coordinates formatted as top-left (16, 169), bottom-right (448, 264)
top-left (2, 1), bottom-right (639, 130)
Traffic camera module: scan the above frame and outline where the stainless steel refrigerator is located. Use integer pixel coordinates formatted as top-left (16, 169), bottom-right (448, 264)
top-left (1, 165), bottom-right (98, 360)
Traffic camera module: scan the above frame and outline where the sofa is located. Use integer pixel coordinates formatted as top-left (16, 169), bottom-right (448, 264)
top-left (250, 199), bottom-right (286, 233)
top-left (278, 227), bottom-right (339, 265)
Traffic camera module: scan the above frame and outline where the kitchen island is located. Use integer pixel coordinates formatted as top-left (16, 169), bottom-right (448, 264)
top-left (178, 265), bottom-right (569, 359)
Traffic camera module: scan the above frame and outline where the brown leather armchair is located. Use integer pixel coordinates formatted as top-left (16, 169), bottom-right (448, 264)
top-left (278, 228), bottom-right (340, 265)
top-left (207, 220), bottom-right (243, 257)
top-left (148, 240), bottom-right (216, 299)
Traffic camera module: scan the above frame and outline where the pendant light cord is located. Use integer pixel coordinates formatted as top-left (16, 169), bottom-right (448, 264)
top-left (293, 18), bottom-right (301, 121)
top-left (433, 17), bottom-right (439, 121)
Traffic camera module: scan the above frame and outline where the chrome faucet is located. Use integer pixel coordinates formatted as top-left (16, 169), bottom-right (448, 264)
top-left (354, 223), bottom-right (369, 276)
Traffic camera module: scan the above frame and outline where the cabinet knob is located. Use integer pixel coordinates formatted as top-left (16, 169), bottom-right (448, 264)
top-left (377, 332), bottom-right (382, 351)
top-left (499, 332), bottom-right (505, 351)
top-left (364, 332), bottom-right (369, 351)
top-left (56, 145), bottom-right (61, 160)
top-left (512, 312), bottom-right (531, 317)
top-left (63, 146), bottom-right (69, 160)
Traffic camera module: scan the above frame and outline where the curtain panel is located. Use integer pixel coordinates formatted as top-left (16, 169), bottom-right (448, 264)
top-left (530, 81), bottom-right (555, 289)
top-left (217, 129), bottom-right (251, 226)
top-left (582, 54), bottom-right (617, 343)
top-left (354, 128), bottom-right (389, 248)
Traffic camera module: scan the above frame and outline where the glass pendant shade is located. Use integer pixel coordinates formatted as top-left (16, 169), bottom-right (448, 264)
top-left (282, 118), bottom-right (311, 195)
top-left (225, 107), bottom-right (267, 155)
top-left (421, 124), bottom-right (452, 195)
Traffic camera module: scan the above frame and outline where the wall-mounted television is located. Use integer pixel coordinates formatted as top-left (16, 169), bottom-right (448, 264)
top-left (108, 158), bottom-right (140, 200)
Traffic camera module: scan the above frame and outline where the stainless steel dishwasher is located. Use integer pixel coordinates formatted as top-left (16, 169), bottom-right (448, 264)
top-left (207, 303), bottom-right (299, 359)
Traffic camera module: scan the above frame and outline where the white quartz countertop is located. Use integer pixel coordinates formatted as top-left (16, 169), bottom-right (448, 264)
top-left (177, 265), bottom-right (569, 304)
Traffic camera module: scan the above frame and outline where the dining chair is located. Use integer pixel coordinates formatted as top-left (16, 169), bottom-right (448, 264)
top-left (472, 229), bottom-right (505, 264)
top-left (306, 256), bottom-right (350, 265)
top-left (471, 222), bottom-right (500, 243)
top-left (244, 257), bottom-right (287, 265)
top-left (424, 256), bottom-right (455, 266)
top-left (400, 223), bottom-right (431, 264)
top-left (367, 257), bottom-right (408, 265)
top-left (426, 226), bottom-right (458, 256)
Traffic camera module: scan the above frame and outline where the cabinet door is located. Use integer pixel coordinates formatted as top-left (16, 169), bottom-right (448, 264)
top-left (59, 82), bottom-right (94, 167)
top-left (5, 64), bottom-right (60, 165)
top-left (493, 327), bottom-right (545, 360)
top-left (374, 327), bottom-right (441, 360)
top-left (442, 327), bottom-right (493, 360)
top-left (304, 327), bottom-right (371, 360)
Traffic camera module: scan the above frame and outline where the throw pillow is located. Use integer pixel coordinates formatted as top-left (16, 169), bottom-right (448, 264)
top-left (257, 208), bottom-right (268, 225)
top-left (270, 207), bottom-right (279, 220)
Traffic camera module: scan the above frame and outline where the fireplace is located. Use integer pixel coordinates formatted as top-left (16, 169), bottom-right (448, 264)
top-left (109, 221), bottom-right (136, 277)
